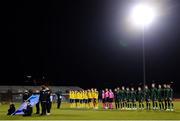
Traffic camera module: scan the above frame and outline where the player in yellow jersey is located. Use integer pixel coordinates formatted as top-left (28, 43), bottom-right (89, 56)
top-left (91, 88), bottom-right (96, 108)
top-left (81, 90), bottom-right (85, 108)
top-left (69, 90), bottom-right (75, 108)
top-left (71, 90), bottom-right (76, 108)
top-left (83, 90), bottom-right (88, 108)
top-left (87, 89), bottom-right (93, 108)
top-left (74, 91), bottom-right (78, 108)
top-left (79, 91), bottom-right (83, 108)
top-left (76, 91), bottom-right (81, 108)
top-left (94, 88), bottom-right (99, 109)
top-left (91, 88), bottom-right (95, 108)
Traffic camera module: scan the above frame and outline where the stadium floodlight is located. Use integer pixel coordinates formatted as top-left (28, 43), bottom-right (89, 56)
top-left (130, 3), bottom-right (156, 88)
top-left (130, 3), bottom-right (156, 27)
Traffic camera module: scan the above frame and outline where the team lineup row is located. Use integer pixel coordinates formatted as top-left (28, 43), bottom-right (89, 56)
top-left (69, 83), bottom-right (174, 111)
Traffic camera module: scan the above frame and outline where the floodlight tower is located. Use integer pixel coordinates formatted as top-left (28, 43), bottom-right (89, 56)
top-left (130, 3), bottom-right (156, 88)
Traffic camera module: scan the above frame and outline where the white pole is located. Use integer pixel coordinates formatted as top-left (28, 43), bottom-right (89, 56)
top-left (142, 24), bottom-right (146, 88)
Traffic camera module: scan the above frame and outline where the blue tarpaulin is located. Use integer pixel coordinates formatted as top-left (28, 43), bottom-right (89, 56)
top-left (12, 94), bottom-right (40, 115)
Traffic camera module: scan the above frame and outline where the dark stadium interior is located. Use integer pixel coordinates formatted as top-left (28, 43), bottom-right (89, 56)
top-left (2, 0), bottom-right (180, 94)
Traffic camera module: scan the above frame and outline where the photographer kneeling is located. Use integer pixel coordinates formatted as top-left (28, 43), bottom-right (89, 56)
top-left (23, 102), bottom-right (32, 116)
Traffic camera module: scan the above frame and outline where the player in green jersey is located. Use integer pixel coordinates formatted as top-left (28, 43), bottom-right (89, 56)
top-left (163, 84), bottom-right (168, 110)
top-left (126, 87), bottom-right (131, 110)
top-left (114, 88), bottom-right (119, 109)
top-left (137, 87), bottom-right (144, 110)
top-left (157, 85), bottom-right (164, 110)
top-left (116, 87), bottom-right (122, 109)
top-left (121, 86), bottom-right (126, 110)
top-left (167, 84), bottom-right (174, 111)
top-left (144, 85), bottom-right (151, 110)
top-left (130, 87), bottom-right (137, 110)
top-left (151, 83), bottom-right (158, 110)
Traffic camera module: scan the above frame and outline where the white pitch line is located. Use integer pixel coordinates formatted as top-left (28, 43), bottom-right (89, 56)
top-left (1, 119), bottom-right (180, 121)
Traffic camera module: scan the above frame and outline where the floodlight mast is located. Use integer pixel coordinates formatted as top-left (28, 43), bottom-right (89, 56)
top-left (142, 24), bottom-right (146, 88)
top-left (130, 3), bottom-right (156, 88)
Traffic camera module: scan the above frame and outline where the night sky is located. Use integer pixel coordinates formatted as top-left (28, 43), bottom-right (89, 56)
top-left (3, 0), bottom-right (180, 91)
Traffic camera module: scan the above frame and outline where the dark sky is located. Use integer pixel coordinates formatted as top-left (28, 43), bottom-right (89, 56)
top-left (3, 0), bottom-right (180, 90)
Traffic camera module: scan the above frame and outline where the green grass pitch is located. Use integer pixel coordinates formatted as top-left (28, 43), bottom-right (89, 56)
top-left (0, 101), bottom-right (180, 120)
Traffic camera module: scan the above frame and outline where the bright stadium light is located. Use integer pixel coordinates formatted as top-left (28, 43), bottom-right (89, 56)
top-left (131, 3), bottom-right (156, 26)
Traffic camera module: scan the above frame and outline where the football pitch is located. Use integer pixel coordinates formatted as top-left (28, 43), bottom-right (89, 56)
top-left (0, 102), bottom-right (180, 120)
